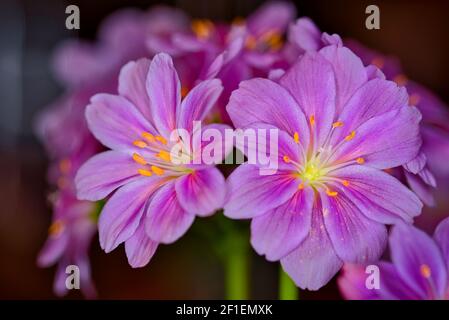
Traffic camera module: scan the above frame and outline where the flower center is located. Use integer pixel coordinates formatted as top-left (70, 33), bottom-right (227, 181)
top-left (301, 160), bottom-right (324, 183)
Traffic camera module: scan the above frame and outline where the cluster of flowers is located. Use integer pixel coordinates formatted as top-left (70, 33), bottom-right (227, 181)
top-left (36, 2), bottom-right (449, 298)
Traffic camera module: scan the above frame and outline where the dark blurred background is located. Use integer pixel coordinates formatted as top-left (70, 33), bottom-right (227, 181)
top-left (1, 0), bottom-right (448, 299)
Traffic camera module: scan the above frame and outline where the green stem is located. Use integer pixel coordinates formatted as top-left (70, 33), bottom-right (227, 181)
top-left (224, 234), bottom-right (249, 300)
top-left (278, 267), bottom-right (298, 300)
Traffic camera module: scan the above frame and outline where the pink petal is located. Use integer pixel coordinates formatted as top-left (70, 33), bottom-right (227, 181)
top-left (319, 45), bottom-right (368, 113)
top-left (175, 167), bottom-right (225, 217)
top-left (319, 188), bottom-right (388, 264)
top-left (224, 163), bottom-right (299, 219)
top-left (146, 53), bottom-right (181, 137)
top-left (226, 78), bottom-right (310, 143)
top-left (330, 78), bottom-right (408, 144)
top-left (75, 151), bottom-right (141, 201)
top-left (99, 177), bottom-right (161, 252)
top-left (177, 79), bottom-right (223, 132)
top-left (86, 93), bottom-right (155, 151)
top-left (118, 58), bottom-right (153, 121)
top-left (390, 222), bottom-right (448, 299)
top-left (329, 165), bottom-right (422, 224)
top-left (280, 51), bottom-right (336, 150)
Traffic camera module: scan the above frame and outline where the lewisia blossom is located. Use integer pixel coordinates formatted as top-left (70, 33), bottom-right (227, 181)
top-left (75, 53), bottom-right (229, 267)
top-left (338, 217), bottom-right (449, 300)
top-left (225, 44), bottom-right (423, 290)
top-left (289, 17), bottom-right (449, 206)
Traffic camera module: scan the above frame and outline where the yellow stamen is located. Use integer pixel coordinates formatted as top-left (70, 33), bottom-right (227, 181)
top-left (133, 140), bottom-right (148, 148)
top-left (151, 166), bottom-right (165, 176)
top-left (356, 157), bottom-right (365, 164)
top-left (157, 151), bottom-right (171, 162)
top-left (326, 189), bottom-right (338, 197)
top-left (48, 220), bottom-right (64, 237)
top-left (342, 180), bottom-right (350, 187)
top-left (293, 132), bottom-right (300, 144)
top-left (394, 74), bottom-right (408, 86)
top-left (59, 158), bottom-right (71, 174)
top-left (283, 155), bottom-right (290, 163)
top-left (420, 264), bottom-right (431, 278)
top-left (132, 153), bottom-right (147, 165)
top-left (298, 183), bottom-right (304, 190)
top-left (155, 136), bottom-right (167, 145)
top-left (142, 132), bottom-right (155, 143)
top-left (191, 19), bottom-right (214, 39)
top-left (345, 131), bottom-right (356, 141)
top-left (138, 169), bottom-right (153, 177)
top-left (309, 115), bottom-right (315, 126)
top-left (332, 121), bottom-right (344, 128)
top-left (409, 94), bottom-right (421, 106)
top-left (371, 57), bottom-right (385, 69)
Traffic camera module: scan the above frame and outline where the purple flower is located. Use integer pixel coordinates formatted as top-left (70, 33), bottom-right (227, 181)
top-left (75, 53), bottom-right (229, 268)
top-left (288, 17), bottom-right (449, 207)
top-left (224, 44), bottom-right (423, 290)
top-left (338, 217), bottom-right (449, 300)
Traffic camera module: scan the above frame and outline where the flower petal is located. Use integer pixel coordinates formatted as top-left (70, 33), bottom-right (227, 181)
top-left (251, 187), bottom-right (314, 261)
top-left (146, 53), bottom-right (181, 137)
top-left (329, 165), bottom-right (422, 224)
top-left (226, 78), bottom-right (310, 144)
top-left (125, 222), bottom-right (159, 268)
top-left (224, 163), bottom-right (299, 219)
top-left (175, 167), bottom-right (225, 217)
top-left (390, 222), bottom-right (448, 299)
top-left (377, 262), bottom-right (423, 300)
top-left (404, 171), bottom-right (435, 207)
top-left (75, 151), bottom-right (141, 201)
top-left (338, 263), bottom-right (380, 300)
top-left (433, 217), bottom-right (449, 274)
top-left (37, 233), bottom-right (69, 267)
top-left (118, 58), bottom-right (152, 121)
top-left (281, 200), bottom-right (343, 290)
top-left (237, 122), bottom-right (304, 172)
top-left (330, 106), bottom-right (422, 169)
top-left (145, 181), bottom-right (195, 244)
top-left (98, 177), bottom-right (161, 252)
top-left (280, 51), bottom-right (336, 149)
top-left (177, 79), bottom-right (223, 132)
top-left (319, 188), bottom-right (388, 264)
top-left (319, 45), bottom-right (368, 113)
top-left (86, 93), bottom-right (155, 151)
